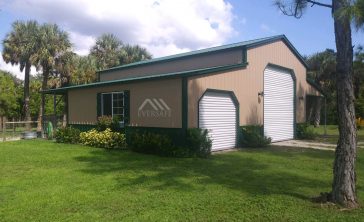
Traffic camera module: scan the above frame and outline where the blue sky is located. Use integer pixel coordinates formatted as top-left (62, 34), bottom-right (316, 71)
top-left (0, 0), bottom-right (363, 77)
top-left (229, 0), bottom-right (363, 56)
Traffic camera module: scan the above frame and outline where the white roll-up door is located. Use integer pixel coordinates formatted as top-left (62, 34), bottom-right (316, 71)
top-left (264, 66), bottom-right (294, 142)
top-left (199, 91), bottom-right (237, 151)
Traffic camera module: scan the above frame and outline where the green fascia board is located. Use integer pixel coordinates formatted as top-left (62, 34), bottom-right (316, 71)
top-left (306, 78), bottom-right (326, 97)
top-left (98, 35), bottom-right (278, 74)
top-left (43, 63), bottom-right (247, 94)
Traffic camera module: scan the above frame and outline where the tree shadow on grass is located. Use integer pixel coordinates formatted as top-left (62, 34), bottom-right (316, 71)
top-left (264, 146), bottom-right (335, 160)
top-left (74, 149), bottom-right (329, 200)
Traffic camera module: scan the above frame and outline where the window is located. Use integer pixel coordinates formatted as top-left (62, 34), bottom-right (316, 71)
top-left (101, 92), bottom-right (124, 123)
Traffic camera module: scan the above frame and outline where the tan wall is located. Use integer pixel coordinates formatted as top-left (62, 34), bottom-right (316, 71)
top-left (68, 78), bottom-right (182, 128)
top-left (99, 49), bottom-right (242, 81)
top-left (188, 40), bottom-right (321, 128)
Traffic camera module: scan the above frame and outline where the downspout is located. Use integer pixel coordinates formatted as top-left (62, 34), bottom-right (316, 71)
top-left (53, 93), bottom-right (57, 129)
top-left (41, 91), bottom-right (45, 138)
top-left (324, 96), bottom-right (327, 136)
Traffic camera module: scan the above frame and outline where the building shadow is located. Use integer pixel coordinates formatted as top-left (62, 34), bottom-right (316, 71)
top-left (74, 148), bottom-right (330, 201)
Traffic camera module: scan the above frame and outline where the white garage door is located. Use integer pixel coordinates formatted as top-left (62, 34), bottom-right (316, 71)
top-left (199, 91), bottom-right (237, 151)
top-left (264, 67), bottom-right (294, 142)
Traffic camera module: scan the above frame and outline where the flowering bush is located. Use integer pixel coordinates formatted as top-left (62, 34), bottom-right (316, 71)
top-left (80, 128), bottom-right (127, 149)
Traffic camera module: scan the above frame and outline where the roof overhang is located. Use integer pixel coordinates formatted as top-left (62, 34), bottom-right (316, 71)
top-left (306, 78), bottom-right (326, 97)
top-left (42, 63), bottom-right (247, 94)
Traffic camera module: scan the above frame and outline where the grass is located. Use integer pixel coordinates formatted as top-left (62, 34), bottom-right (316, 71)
top-left (310, 125), bottom-right (364, 144)
top-left (1, 140), bottom-right (364, 221)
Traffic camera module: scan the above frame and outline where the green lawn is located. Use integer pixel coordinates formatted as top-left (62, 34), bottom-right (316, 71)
top-left (1, 140), bottom-right (364, 221)
top-left (311, 125), bottom-right (364, 143)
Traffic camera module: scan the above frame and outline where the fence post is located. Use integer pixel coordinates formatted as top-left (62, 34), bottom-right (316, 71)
top-left (12, 119), bottom-right (15, 138)
top-left (2, 122), bottom-right (5, 142)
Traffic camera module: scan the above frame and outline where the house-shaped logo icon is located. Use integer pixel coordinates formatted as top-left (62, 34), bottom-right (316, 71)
top-left (138, 98), bottom-right (171, 118)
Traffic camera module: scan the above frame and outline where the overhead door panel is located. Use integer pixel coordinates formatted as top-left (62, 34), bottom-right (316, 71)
top-left (199, 91), bottom-right (237, 151)
top-left (264, 67), bottom-right (294, 142)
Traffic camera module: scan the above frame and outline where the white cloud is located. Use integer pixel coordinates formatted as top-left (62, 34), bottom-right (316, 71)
top-left (260, 23), bottom-right (276, 34)
top-left (69, 32), bottom-right (95, 56)
top-left (0, 53), bottom-right (38, 80)
top-left (4, 0), bottom-right (236, 57)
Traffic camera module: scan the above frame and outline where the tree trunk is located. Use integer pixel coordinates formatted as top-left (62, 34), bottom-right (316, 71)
top-left (331, 0), bottom-right (358, 208)
top-left (307, 97), bottom-right (314, 124)
top-left (38, 67), bottom-right (50, 133)
top-left (313, 97), bottom-right (322, 127)
top-left (1, 116), bottom-right (3, 132)
top-left (24, 62), bottom-right (31, 131)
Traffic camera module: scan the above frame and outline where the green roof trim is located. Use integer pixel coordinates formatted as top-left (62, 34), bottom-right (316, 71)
top-left (306, 78), bottom-right (326, 97)
top-left (99, 34), bottom-right (307, 74)
top-left (43, 63), bottom-right (247, 94)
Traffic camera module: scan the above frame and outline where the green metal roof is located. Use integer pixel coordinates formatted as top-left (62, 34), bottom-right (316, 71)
top-left (306, 78), bottom-right (326, 97)
top-left (43, 34), bottom-right (308, 94)
top-left (43, 63), bottom-right (246, 94)
top-left (99, 34), bottom-right (307, 74)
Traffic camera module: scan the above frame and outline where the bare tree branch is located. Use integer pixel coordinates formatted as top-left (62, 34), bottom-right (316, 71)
top-left (274, 0), bottom-right (331, 18)
top-left (306, 0), bottom-right (332, 8)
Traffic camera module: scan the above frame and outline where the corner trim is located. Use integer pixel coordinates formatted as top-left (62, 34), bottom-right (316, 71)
top-left (182, 77), bottom-right (188, 130)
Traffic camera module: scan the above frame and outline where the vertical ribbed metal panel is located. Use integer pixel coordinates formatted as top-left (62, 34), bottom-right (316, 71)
top-left (199, 92), bottom-right (236, 151)
top-left (264, 67), bottom-right (294, 142)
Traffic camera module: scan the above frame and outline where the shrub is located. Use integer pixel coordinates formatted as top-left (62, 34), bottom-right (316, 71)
top-left (80, 128), bottom-right (127, 149)
top-left (97, 115), bottom-right (120, 132)
top-left (240, 125), bottom-right (271, 148)
top-left (55, 126), bottom-right (81, 144)
top-left (185, 128), bottom-right (212, 158)
top-left (296, 123), bottom-right (317, 140)
top-left (130, 131), bottom-right (174, 155)
top-left (129, 129), bottom-right (212, 158)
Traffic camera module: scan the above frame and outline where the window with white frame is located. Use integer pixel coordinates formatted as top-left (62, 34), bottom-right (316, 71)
top-left (101, 92), bottom-right (124, 123)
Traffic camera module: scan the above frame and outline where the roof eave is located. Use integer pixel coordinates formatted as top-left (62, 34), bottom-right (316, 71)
top-left (42, 63), bottom-right (247, 94)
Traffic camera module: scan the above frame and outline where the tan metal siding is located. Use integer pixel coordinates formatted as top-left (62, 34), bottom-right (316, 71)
top-left (100, 49), bottom-right (242, 81)
top-left (188, 40), bottom-right (321, 128)
top-left (68, 78), bottom-right (182, 128)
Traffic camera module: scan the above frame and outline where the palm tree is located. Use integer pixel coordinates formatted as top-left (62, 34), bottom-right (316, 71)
top-left (90, 33), bottom-right (122, 70)
top-left (32, 23), bottom-right (71, 131)
top-left (71, 55), bottom-right (98, 85)
top-left (56, 53), bottom-right (98, 86)
top-left (306, 49), bottom-right (337, 126)
top-left (119, 44), bottom-right (152, 65)
top-left (2, 20), bottom-right (39, 130)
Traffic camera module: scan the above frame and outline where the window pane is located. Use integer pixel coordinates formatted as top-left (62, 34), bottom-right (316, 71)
top-left (113, 107), bottom-right (124, 115)
top-left (113, 98), bottom-right (123, 107)
top-left (102, 94), bottom-right (112, 116)
top-left (114, 114), bottom-right (124, 122)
